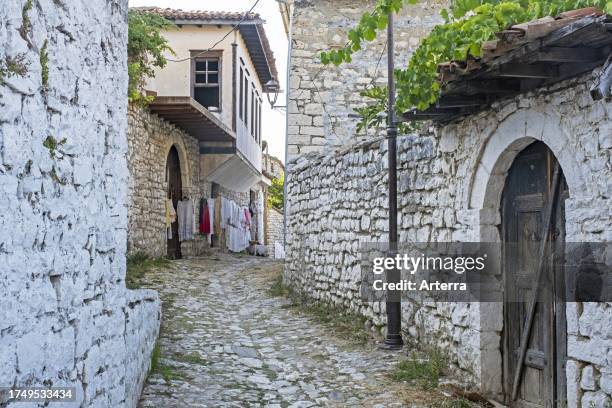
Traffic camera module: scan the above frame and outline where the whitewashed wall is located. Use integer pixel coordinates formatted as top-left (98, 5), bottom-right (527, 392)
top-left (0, 1), bottom-right (160, 406)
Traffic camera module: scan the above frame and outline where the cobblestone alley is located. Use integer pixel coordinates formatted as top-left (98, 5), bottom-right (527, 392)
top-left (136, 254), bottom-right (438, 408)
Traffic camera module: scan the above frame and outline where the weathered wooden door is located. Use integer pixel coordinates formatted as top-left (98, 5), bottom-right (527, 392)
top-left (167, 146), bottom-right (182, 260)
top-left (502, 141), bottom-right (567, 407)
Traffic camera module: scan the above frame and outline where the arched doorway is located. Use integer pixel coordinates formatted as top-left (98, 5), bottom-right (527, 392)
top-left (167, 146), bottom-right (182, 259)
top-left (501, 141), bottom-right (568, 407)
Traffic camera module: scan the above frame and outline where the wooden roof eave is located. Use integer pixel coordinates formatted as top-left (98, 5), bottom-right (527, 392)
top-left (402, 13), bottom-right (612, 124)
top-left (148, 96), bottom-right (236, 143)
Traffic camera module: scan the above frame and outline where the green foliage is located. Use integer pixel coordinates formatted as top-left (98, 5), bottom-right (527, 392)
top-left (43, 135), bottom-right (66, 158)
top-left (431, 397), bottom-right (474, 408)
top-left (355, 86), bottom-right (422, 134)
top-left (320, 0), bottom-right (417, 66)
top-left (40, 40), bottom-right (49, 88)
top-left (0, 54), bottom-right (29, 85)
top-left (268, 269), bottom-right (372, 345)
top-left (268, 174), bottom-right (284, 210)
top-left (20, 0), bottom-right (33, 39)
top-left (149, 342), bottom-right (185, 383)
top-left (390, 348), bottom-right (446, 390)
top-left (128, 10), bottom-right (176, 104)
top-left (126, 251), bottom-right (170, 289)
top-left (322, 0), bottom-right (612, 120)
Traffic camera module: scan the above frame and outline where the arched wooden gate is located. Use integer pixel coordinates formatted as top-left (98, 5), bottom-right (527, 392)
top-left (167, 146), bottom-right (182, 260)
top-left (502, 141), bottom-right (568, 407)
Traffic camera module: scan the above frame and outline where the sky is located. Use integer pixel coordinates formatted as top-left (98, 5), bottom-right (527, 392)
top-left (129, 0), bottom-right (288, 163)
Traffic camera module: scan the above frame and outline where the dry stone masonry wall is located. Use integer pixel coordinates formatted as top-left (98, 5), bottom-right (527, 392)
top-left (287, 0), bottom-right (449, 160)
top-left (285, 71), bottom-right (612, 404)
top-left (266, 207), bottom-right (285, 256)
top-left (127, 106), bottom-right (250, 258)
top-left (0, 1), bottom-right (160, 407)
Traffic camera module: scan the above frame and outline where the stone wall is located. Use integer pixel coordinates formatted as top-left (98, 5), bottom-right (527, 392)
top-left (266, 206), bottom-right (285, 257)
top-left (287, 0), bottom-right (448, 161)
top-left (0, 1), bottom-right (160, 407)
top-left (285, 72), bottom-right (612, 405)
top-left (127, 106), bottom-right (253, 258)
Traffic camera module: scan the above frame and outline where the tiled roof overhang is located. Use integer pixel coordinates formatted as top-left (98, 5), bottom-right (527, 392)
top-left (134, 7), bottom-right (278, 88)
top-left (403, 9), bottom-right (612, 123)
top-left (148, 96), bottom-right (236, 143)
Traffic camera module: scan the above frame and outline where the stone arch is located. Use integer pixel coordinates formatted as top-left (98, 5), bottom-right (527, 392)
top-left (162, 136), bottom-right (191, 192)
top-left (467, 109), bottom-right (585, 398)
top-left (469, 109), bottom-right (585, 218)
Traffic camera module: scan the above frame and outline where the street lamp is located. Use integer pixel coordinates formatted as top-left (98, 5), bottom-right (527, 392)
top-left (265, 79), bottom-right (281, 109)
top-left (383, 8), bottom-right (404, 351)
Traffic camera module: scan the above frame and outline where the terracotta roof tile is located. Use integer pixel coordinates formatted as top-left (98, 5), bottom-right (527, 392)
top-left (131, 7), bottom-right (278, 83)
top-left (131, 7), bottom-right (262, 22)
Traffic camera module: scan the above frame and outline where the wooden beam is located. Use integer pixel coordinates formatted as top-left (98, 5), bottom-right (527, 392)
top-left (436, 95), bottom-right (488, 108)
top-left (542, 15), bottom-right (600, 46)
top-left (534, 47), bottom-right (601, 62)
top-left (496, 63), bottom-right (558, 78)
top-left (446, 79), bottom-right (521, 95)
top-left (590, 53), bottom-right (612, 100)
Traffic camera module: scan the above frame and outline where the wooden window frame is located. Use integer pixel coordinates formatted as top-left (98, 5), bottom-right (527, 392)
top-left (190, 50), bottom-right (223, 112)
top-left (239, 67), bottom-right (244, 120)
top-left (244, 76), bottom-right (249, 126)
top-left (251, 84), bottom-right (255, 137)
top-left (258, 97), bottom-right (262, 145)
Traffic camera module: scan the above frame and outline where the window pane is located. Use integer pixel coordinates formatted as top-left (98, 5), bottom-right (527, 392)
top-left (195, 61), bottom-right (207, 71)
top-left (208, 60), bottom-right (218, 71)
top-left (239, 69), bottom-right (244, 120)
top-left (207, 73), bottom-right (219, 84)
top-left (251, 91), bottom-right (255, 136)
top-left (244, 80), bottom-right (249, 124)
top-left (195, 74), bottom-right (207, 84)
top-left (194, 87), bottom-right (219, 109)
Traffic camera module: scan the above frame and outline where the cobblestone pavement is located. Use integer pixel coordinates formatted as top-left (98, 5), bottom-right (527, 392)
top-left (137, 254), bottom-right (432, 408)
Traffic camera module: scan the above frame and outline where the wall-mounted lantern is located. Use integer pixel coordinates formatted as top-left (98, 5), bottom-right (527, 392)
top-left (265, 79), bottom-right (281, 109)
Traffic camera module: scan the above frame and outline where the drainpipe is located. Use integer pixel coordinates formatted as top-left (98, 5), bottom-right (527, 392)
top-left (384, 9), bottom-right (404, 350)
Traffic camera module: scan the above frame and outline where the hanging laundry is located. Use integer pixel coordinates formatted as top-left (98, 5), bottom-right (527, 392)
top-left (177, 198), bottom-right (195, 242)
top-left (214, 196), bottom-right (221, 235)
top-left (200, 198), bottom-right (211, 235)
top-left (165, 198), bottom-right (176, 239)
top-left (257, 190), bottom-right (265, 244)
top-left (244, 207), bottom-right (251, 227)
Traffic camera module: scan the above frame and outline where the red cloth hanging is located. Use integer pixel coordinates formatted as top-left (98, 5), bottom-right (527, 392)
top-left (200, 199), bottom-right (211, 234)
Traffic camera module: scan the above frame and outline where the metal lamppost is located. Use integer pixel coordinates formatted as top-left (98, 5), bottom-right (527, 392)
top-left (383, 9), bottom-right (404, 350)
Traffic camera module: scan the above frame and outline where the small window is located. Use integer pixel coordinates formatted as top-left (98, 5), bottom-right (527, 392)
top-left (258, 98), bottom-right (262, 144)
top-left (251, 86), bottom-right (255, 137)
top-left (193, 58), bottom-right (220, 110)
top-left (244, 78), bottom-right (249, 125)
top-left (239, 68), bottom-right (244, 120)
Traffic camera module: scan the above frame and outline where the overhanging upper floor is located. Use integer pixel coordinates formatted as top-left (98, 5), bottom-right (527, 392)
top-left (149, 96), bottom-right (235, 143)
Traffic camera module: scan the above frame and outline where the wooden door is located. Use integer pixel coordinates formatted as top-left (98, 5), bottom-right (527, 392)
top-left (502, 141), bottom-right (567, 407)
top-left (167, 146), bottom-right (182, 260)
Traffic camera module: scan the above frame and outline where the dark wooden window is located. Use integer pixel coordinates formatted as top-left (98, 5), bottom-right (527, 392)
top-left (244, 77), bottom-right (249, 126)
top-left (251, 86), bottom-right (255, 137)
top-left (258, 97), bottom-right (262, 144)
top-left (239, 68), bottom-right (244, 120)
top-left (193, 58), bottom-right (221, 110)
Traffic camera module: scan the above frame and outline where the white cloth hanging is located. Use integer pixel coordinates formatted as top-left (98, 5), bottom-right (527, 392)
top-left (257, 191), bottom-right (265, 244)
top-left (177, 198), bottom-right (195, 242)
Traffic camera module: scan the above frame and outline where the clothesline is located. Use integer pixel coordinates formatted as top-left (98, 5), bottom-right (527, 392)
top-left (165, 195), bottom-right (259, 253)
